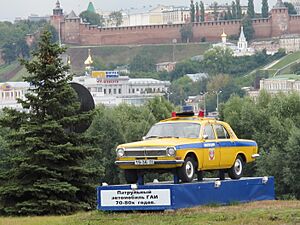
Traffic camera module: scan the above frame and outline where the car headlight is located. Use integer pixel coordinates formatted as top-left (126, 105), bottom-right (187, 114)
top-left (116, 148), bottom-right (125, 157)
top-left (166, 147), bottom-right (176, 156)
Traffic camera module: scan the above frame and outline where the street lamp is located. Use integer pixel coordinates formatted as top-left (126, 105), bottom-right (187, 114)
top-left (215, 90), bottom-right (222, 115)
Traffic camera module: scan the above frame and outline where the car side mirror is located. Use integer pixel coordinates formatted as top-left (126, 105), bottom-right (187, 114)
top-left (202, 134), bottom-right (209, 140)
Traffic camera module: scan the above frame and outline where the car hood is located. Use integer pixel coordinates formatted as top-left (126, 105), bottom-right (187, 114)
top-left (118, 138), bottom-right (202, 148)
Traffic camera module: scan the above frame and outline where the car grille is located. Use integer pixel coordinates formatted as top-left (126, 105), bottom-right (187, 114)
top-left (124, 147), bottom-right (167, 157)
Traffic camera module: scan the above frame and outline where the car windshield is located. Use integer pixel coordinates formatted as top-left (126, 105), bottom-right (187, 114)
top-left (145, 122), bottom-right (201, 139)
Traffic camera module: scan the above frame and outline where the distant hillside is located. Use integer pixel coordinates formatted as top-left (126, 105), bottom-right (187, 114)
top-left (66, 43), bottom-right (210, 75)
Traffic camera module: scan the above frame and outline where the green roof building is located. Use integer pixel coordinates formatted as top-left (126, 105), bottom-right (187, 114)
top-left (87, 2), bottom-right (96, 13)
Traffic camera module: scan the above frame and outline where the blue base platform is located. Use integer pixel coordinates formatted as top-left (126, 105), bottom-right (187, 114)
top-left (97, 177), bottom-right (275, 211)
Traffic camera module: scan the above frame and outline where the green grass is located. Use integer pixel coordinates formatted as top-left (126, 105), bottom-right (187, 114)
top-left (0, 200), bottom-right (299, 225)
top-left (0, 62), bottom-right (19, 74)
top-left (8, 66), bottom-right (30, 82)
top-left (270, 51), bottom-right (300, 70)
top-left (67, 43), bottom-right (211, 75)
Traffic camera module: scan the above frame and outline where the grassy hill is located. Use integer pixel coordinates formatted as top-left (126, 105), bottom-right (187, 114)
top-left (0, 43), bottom-right (210, 82)
top-left (264, 51), bottom-right (300, 76)
top-left (66, 43), bottom-right (210, 75)
top-left (0, 200), bottom-right (299, 225)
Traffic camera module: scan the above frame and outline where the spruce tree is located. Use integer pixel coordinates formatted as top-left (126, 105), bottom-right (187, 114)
top-left (261, 0), bottom-right (269, 18)
top-left (0, 30), bottom-right (96, 215)
top-left (236, 0), bottom-right (242, 19)
top-left (247, 0), bottom-right (255, 18)
top-left (200, 1), bottom-right (205, 22)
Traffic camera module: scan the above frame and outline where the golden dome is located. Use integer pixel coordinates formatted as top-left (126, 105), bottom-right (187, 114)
top-left (84, 49), bottom-right (93, 65)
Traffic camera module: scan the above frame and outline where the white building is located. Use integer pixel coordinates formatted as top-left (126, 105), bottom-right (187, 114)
top-left (72, 73), bottom-right (170, 106)
top-left (162, 6), bottom-right (190, 24)
top-left (247, 75), bottom-right (300, 100)
top-left (121, 5), bottom-right (168, 26)
top-left (213, 27), bottom-right (254, 56)
top-left (0, 82), bottom-right (30, 110)
top-left (260, 75), bottom-right (300, 94)
top-left (279, 34), bottom-right (300, 52)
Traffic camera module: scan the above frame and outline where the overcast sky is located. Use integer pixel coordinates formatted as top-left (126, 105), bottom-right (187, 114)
top-left (0, 0), bottom-right (278, 21)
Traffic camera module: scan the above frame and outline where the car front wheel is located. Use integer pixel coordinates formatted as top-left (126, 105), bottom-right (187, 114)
top-left (178, 157), bottom-right (197, 183)
top-left (228, 155), bottom-right (244, 179)
top-left (124, 169), bottom-right (138, 183)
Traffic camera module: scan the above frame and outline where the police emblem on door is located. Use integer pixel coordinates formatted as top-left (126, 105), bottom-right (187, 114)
top-left (209, 148), bottom-right (215, 160)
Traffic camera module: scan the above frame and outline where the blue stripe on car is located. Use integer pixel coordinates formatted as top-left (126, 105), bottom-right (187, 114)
top-left (175, 141), bottom-right (257, 150)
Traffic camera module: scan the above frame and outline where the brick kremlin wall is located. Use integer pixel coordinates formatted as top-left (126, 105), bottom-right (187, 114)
top-left (53, 8), bottom-right (300, 46)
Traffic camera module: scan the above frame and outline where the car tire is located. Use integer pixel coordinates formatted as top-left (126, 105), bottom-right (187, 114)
top-left (228, 155), bottom-right (244, 179)
top-left (124, 169), bottom-right (138, 183)
top-left (178, 157), bottom-right (197, 183)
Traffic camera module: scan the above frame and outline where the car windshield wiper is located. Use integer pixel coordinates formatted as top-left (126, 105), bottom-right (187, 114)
top-left (144, 135), bottom-right (161, 139)
top-left (160, 136), bottom-right (179, 138)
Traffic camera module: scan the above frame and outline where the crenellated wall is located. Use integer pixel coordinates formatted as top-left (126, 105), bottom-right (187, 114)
top-left (58, 8), bottom-right (300, 46)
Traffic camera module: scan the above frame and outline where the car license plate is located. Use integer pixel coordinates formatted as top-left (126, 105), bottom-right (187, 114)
top-left (134, 160), bottom-right (155, 165)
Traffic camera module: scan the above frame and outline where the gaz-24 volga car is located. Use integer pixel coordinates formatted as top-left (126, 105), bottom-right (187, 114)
top-left (115, 111), bottom-right (259, 183)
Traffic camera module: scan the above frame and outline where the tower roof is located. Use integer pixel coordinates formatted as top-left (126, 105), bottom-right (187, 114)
top-left (55, 0), bottom-right (61, 9)
top-left (239, 26), bottom-right (246, 40)
top-left (221, 29), bottom-right (227, 37)
top-left (87, 2), bottom-right (96, 13)
top-left (66, 10), bottom-right (79, 19)
top-left (274, 0), bottom-right (286, 8)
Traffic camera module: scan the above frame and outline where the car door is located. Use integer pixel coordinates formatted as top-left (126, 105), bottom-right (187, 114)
top-left (213, 123), bottom-right (236, 167)
top-left (202, 123), bottom-right (220, 169)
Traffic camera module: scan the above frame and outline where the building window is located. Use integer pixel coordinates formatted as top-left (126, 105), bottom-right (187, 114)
top-left (104, 89), bottom-right (106, 94)
top-left (119, 88), bottom-right (121, 94)
top-left (109, 89), bottom-right (112, 94)
top-left (97, 87), bottom-right (102, 92)
top-left (132, 88), bottom-right (135, 93)
top-left (113, 89), bottom-right (116, 94)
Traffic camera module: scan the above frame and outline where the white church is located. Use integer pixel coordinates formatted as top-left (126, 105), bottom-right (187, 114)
top-left (213, 26), bottom-right (255, 56)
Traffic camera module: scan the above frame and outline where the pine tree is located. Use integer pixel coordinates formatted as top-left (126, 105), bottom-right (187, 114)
top-left (200, 1), bottom-right (205, 22)
top-left (232, 1), bottom-right (237, 19)
top-left (0, 30), bottom-right (96, 215)
top-left (195, 2), bottom-right (200, 22)
top-left (261, 0), bottom-right (269, 18)
top-left (247, 0), bottom-right (255, 18)
top-left (190, 0), bottom-right (195, 22)
top-left (236, 0), bottom-right (242, 19)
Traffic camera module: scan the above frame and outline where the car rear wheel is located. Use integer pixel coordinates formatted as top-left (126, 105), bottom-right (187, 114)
top-left (178, 157), bottom-right (197, 183)
top-left (124, 169), bottom-right (138, 183)
top-left (228, 155), bottom-right (244, 179)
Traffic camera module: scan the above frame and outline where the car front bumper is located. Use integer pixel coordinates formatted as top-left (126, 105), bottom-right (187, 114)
top-left (115, 159), bottom-right (184, 165)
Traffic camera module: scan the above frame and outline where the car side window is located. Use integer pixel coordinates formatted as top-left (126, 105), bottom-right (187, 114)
top-left (214, 124), bottom-right (230, 139)
top-left (203, 124), bottom-right (216, 139)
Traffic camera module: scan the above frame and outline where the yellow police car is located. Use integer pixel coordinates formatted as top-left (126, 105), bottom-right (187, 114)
top-left (115, 111), bottom-right (259, 183)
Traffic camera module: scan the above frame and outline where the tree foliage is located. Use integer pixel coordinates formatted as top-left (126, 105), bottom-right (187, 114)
top-left (261, 0), bottom-right (269, 18)
top-left (79, 10), bottom-right (105, 27)
top-left (195, 2), bottom-right (200, 22)
top-left (221, 92), bottom-right (300, 198)
top-left (129, 51), bottom-right (156, 72)
top-left (190, 0), bottom-right (195, 22)
top-left (0, 30), bottom-right (96, 215)
top-left (284, 2), bottom-right (297, 15)
top-left (200, 1), bottom-right (205, 22)
top-left (242, 15), bottom-right (255, 40)
top-left (180, 23), bottom-right (193, 43)
top-left (108, 11), bottom-right (123, 27)
top-left (247, 0), bottom-right (255, 18)
top-left (236, 0), bottom-right (242, 19)
top-left (232, 1), bottom-right (237, 19)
